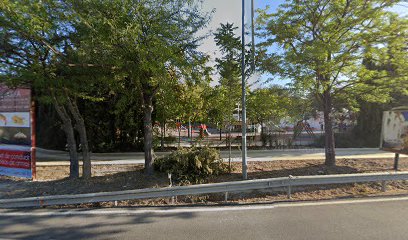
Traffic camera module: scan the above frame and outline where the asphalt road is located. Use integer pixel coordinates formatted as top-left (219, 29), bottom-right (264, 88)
top-left (1, 197), bottom-right (407, 240)
top-left (36, 148), bottom-right (402, 166)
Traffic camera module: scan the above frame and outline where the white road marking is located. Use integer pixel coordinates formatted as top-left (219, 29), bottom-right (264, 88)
top-left (1, 196), bottom-right (407, 216)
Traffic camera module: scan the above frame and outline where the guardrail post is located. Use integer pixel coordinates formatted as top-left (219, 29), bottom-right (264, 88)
top-left (225, 192), bottom-right (228, 202)
top-left (168, 173), bottom-right (176, 204)
top-left (287, 175), bottom-right (293, 199)
top-left (381, 181), bottom-right (387, 192)
top-left (287, 185), bottom-right (291, 199)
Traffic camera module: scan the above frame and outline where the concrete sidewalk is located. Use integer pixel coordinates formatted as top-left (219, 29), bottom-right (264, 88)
top-left (36, 148), bottom-right (404, 166)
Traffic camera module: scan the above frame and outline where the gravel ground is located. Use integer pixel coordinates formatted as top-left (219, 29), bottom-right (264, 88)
top-left (0, 158), bottom-right (407, 207)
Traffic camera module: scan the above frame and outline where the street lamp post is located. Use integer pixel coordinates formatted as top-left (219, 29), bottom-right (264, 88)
top-left (241, 0), bottom-right (248, 180)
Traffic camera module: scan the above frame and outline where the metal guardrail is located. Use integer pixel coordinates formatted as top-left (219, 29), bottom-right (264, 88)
top-left (1, 171), bottom-right (407, 208)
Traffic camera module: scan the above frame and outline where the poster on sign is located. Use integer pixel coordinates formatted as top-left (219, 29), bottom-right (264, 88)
top-left (0, 86), bottom-right (35, 179)
top-left (380, 108), bottom-right (408, 155)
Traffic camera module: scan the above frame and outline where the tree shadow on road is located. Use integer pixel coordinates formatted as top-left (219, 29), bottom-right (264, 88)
top-left (0, 209), bottom-right (196, 239)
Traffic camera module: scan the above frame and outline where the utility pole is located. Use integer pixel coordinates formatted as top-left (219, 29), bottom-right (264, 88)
top-left (241, 0), bottom-right (248, 180)
top-left (251, 0), bottom-right (255, 71)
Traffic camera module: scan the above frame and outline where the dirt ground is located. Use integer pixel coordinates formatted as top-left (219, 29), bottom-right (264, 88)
top-left (0, 158), bottom-right (407, 207)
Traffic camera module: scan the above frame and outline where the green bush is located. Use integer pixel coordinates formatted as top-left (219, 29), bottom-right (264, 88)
top-left (154, 147), bottom-right (229, 184)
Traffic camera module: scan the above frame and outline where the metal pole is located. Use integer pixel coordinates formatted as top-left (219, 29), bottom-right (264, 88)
top-left (188, 117), bottom-right (191, 139)
top-left (178, 127), bottom-right (181, 147)
top-left (237, 103), bottom-right (240, 122)
top-left (241, 0), bottom-right (248, 180)
top-left (229, 125), bottom-right (232, 172)
top-left (251, 0), bottom-right (255, 72)
top-left (31, 97), bottom-right (37, 180)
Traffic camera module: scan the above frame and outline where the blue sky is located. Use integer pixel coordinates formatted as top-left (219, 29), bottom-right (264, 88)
top-left (199, 0), bottom-right (286, 87)
top-left (200, 0), bottom-right (407, 88)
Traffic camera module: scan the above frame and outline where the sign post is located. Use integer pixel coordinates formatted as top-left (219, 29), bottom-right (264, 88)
top-left (0, 86), bottom-right (35, 179)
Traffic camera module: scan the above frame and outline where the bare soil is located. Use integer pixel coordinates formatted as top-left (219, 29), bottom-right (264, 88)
top-left (0, 158), bottom-right (407, 207)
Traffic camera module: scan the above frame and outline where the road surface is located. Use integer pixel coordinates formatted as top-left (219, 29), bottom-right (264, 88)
top-left (1, 197), bottom-right (407, 239)
top-left (36, 148), bottom-right (404, 166)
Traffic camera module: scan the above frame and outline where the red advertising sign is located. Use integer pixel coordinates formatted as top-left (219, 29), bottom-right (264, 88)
top-left (0, 150), bottom-right (31, 169)
top-left (0, 86), bottom-right (35, 179)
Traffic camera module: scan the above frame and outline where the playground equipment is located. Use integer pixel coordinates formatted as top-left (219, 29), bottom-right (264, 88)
top-left (293, 120), bottom-right (316, 140)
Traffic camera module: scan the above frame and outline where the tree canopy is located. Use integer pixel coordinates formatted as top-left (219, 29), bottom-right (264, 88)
top-left (257, 0), bottom-right (408, 166)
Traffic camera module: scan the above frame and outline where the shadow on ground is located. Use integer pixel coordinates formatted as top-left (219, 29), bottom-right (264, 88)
top-left (0, 158), bottom-right (406, 200)
top-left (0, 209), bottom-right (196, 239)
top-left (0, 167), bottom-right (169, 199)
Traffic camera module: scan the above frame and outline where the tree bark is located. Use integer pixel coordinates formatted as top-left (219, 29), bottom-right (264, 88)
top-left (219, 127), bottom-right (222, 141)
top-left (254, 123), bottom-right (257, 147)
top-left (66, 95), bottom-right (91, 179)
top-left (64, 120), bottom-right (79, 178)
top-left (260, 120), bottom-right (265, 147)
top-left (51, 92), bottom-right (79, 178)
top-left (160, 121), bottom-right (165, 150)
top-left (143, 93), bottom-right (154, 175)
top-left (322, 89), bottom-right (336, 166)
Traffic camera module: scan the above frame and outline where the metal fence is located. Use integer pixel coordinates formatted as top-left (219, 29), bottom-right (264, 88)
top-left (1, 171), bottom-right (407, 208)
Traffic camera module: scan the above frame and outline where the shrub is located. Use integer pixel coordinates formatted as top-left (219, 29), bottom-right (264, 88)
top-left (154, 147), bottom-right (229, 184)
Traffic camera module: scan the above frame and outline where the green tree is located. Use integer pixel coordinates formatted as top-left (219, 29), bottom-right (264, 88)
top-left (0, 0), bottom-right (99, 178)
top-left (351, 15), bottom-right (408, 146)
top-left (247, 86), bottom-right (290, 136)
top-left (258, 0), bottom-right (407, 166)
top-left (68, 0), bottom-right (210, 174)
top-left (155, 62), bottom-right (212, 148)
top-left (213, 23), bottom-right (242, 127)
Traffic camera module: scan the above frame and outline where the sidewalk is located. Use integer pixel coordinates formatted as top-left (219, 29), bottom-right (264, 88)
top-left (36, 148), bottom-right (404, 166)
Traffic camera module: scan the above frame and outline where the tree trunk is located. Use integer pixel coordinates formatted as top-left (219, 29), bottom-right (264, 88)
top-left (64, 121), bottom-right (79, 178)
top-left (323, 89), bottom-right (336, 166)
top-left (188, 119), bottom-right (191, 138)
top-left (160, 121), bottom-right (165, 150)
top-left (77, 121), bottom-right (91, 178)
top-left (66, 95), bottom-right (91, 179)
top-left (51, 93), bottom-right (79, 178)
top-left (254, 123), bottom-right (257, 147)
top-left (143, 95), bottom-right (154, 175)
top-left (219, 127), bottom-right (222, 141)
top-left (260, 121), bottom-right (265, 147)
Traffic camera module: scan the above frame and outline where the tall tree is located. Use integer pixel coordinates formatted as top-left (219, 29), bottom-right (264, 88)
top-left (213, 23), bottom-right (242, 127)
top-left (155, 61), bottom-right (211, 148)
top-left (0, 0), bottom-right (97, 178)
top-left (247, 86), bottom-right (291, 136)
top-left (258, 0), bottom-right (407, 166)
top-left (351, 14), bottom-right (408, 146)
top-left (68, 0), bottom-right (210, 174)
